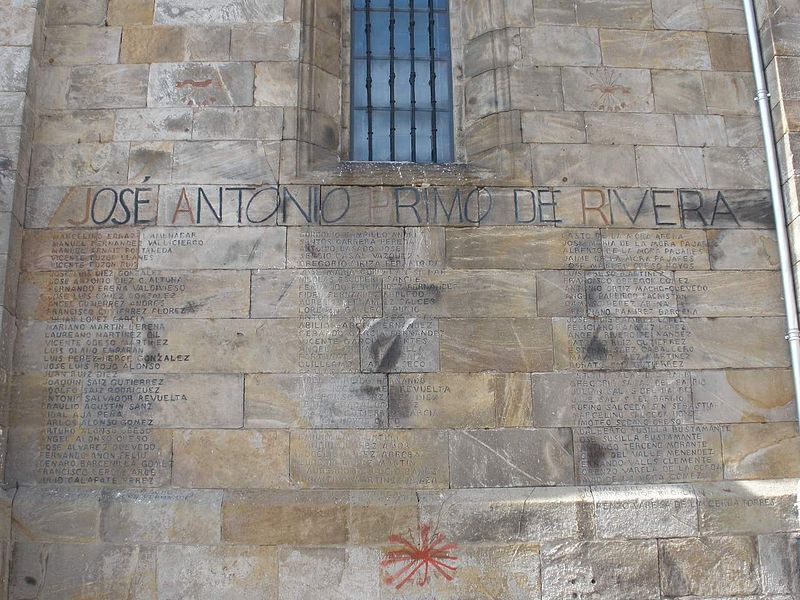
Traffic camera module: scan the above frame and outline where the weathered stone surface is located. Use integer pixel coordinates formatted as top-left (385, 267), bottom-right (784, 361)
top-left (530, 144), bottom-right (639, 187)
top-left (659, 536), bottom-right (759, 596)
top-left (541, 540), bottom-right (660, 600)
top-left (601, 29), bottom-right (711, 69)
top-left (533, 371), bottom-right (693, 427)
top-left (692, 369), bottom-right (796, 423)
top-left (446, 227), bottom-right (603, 269)
top-left (0, 6), bottom-right (36, 45)
top-left (222, 490), bottom-right (348, 545)
top-left (172, 140), bottom-right (278, 183)
top-left (637, 146), bottom-right (708, 188)
top-left (585, 112), bottom-right (677, 145)
top-left (536, 270), bottom-right (587, 316)
top-left (67, 65), bottom-right (149, 109)
top-left (114, 108), bottom-right (193, 141)
top-left (12, 487), bottom-right (100, 543)
top-left (30, 143), bottom-right (130, 186)
top-left (173, 429), bottom-right (290, 489)
top-left (696, 479), bottom-right (799, 535)
top-left (586, 270), bottom-right (677, 317)
top-left (360, 318), bottom-right (439, 373)
top-left (254, 61), bottom-right (299, 107)
top-left (706, 147), bottom-right (769, 188)
top-left (192, 107), bottom-right (283, 140)
top-left (418, 487), bottom-right (592, 542)
top-left (245, 373), bottom-right (388, 428)
top-left (593, 484), bottom-right (698, 538)
top-left (158, 545), bottom-right (277, 600)
top-left (132, 141), bottom-right (177, 184)
top-left (231, 23), bottom-right (300, 61)
top-left (518, 25), bottom-right (601, 67)
top-left (251, 270), bottom-right (382, 318)
top-left (653, 69), bottom-right (707, 113)
top-left (495, 373), bottom-right (534, 427)
top-left (388, 373), bottom-right (496, 428)
top-left (676, 114), bottom-right (728, 147)
top-left (602, 229), bottom-right (710, 270)
top-left (0, 48), bottom-right (31, 92)
top-left (722, 423), bottom-right (800, 479)
top-left (290, 430), bottom-right (449, 489)
top-left (100, 488), bottom-right (222, 543)
top-left (154, 0), bottom-right (283, 24)
top-left (759, 532), bottom-right (800, 595)
top-left (384, 269), bottom-right (537, 317)
top-left (652, 0), bottom-right (745, 33)
top-left (45, 0), bottom-right (107, 25)
top-left (449, 428), bottom-right (574, 487)
top-left (108, 0), bottom-right (156, 25)
top-left (22, 228), bottom-right (139, 272)
top-left (347, 491), bottom-right (418, 544)
top-left (121, 25), bottom-right (185, 63)
top-left (576, 0), bottom-right (652, 28)
top-left (287, 227), bottom-right (404, 269)
top-left (45, 26), bottom-right (122, 66)
top-left (36, 111), bottom-right (116, 144)
top-left (139, 227), bottom-right (285, 269)
top-left (280, 547), bottom-right (379, 599)
top-left (148, 62), bottom-right (254, 107)
top-left (404, 227), bottom-right (445, 268)
top-left (440, 318), bottom-right (553, 372)
top-left (131, 318), bottom-right (360, 374)
top-left (576, 425), bottom-right (724, 484)
top-left (707, 229), bottom-right (780, 269)
top-left (562, 66), bottom-right (654, 112)
top-left (676, 270), bottom-right (783, 317)
top-left (703, 71), bottom-right (757, 115)
top-left (10, 543), bottom-right (157, 599)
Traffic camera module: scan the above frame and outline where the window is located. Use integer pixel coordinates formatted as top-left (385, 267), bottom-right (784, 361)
top-left (351, 0), bottom-right (454, 163)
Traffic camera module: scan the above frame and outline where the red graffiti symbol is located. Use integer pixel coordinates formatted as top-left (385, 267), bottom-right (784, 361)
top-left (381, 524), bottom-right (458, 590)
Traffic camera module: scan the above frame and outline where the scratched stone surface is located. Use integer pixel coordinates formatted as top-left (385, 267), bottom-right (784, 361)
top-left (1, 0), bottom-right (799, 597)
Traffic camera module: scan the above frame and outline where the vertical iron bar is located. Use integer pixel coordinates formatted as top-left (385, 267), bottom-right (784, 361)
top-left (389, 0), bottom-right (396, 160)
top-left (409, 0), bottom-right (417, 161)
top-left (365, 1), bottom-right (374, 160)
top-left (428, 0), bottom-right (437, 162)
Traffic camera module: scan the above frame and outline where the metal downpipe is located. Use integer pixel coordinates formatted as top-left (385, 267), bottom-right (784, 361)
top-left (741, 0), bottom-right (800, 425)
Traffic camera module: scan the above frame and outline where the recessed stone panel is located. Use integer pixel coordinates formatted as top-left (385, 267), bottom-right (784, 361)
top-left (290, 430), bottom-right (449, 489)
top-left (575, 425), bottom-right (724, 484)
top-left (251, 270), bottom-right (382, 318)
top-left (601, 229), bottom-right (710, 270)
top-left (360, 318), bottom-right (439, 373)
top-left (287, 227), bottom-right (404, 269)
top-left (586, 270), bottom-right (677, 317)
top-left (22, 229), bottom-right (139, 272)
top-left (383, 269), bottom-right (537, 317)
top-left (532, 371), bottom-right (693, 427)
top-left (245, 373), bottom-right (388, 428)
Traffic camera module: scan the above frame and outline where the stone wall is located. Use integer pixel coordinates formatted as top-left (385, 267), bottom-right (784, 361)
top-left (1, 0), bottom-right (799, 598)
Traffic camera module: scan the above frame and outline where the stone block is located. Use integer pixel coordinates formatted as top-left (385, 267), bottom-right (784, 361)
top-left (360, 318), bottom-right (439, 373)
top-left (222, 490), bottom-right (348, 545)
top-left (251, 270), bottom-right (382, 318)
top-left (173, 429), bottom-right (291, 489)
top-left (722, 423), bottom-right (800, 479)
top-left (9, 543), bottom-right (157, 599)
top-left (131, 318), bottom-right (360, 374)
top-left (67, 65), bottom-right (149, 109)
top-left (726, 116), bottom-right (763, 147)
top-left (12, 487), bottom-right (100, 543)
top-left (531, 144), bottom-right (639, 187)
top-left (254, 61), bottom-right (299, 107)
top-left (593, 484), bottom-right (699, 538)
top-left (139, 227), bottom-right (285, 269)
top-left (36, 110), bottom-right (116, 144)
top-left (659, 536), bottom-right (759, 596)
top-left (384, 269), bottom-right (537, 317)
top-left (388, 373), bottom-right (496, 428)
top-left (676, 114), bottom-right (728, 146)
top-left (0, 93), bottom-right (25, 128)
top-left (585, 112), bottom-right (677, 145)
top-left (464, 29), bottom-right (518, 78)
top-left (108, 0), bottom-right (155, 25)
top-left (440, 318), bottom-right (554, 372)
top-left (347, 491), bottom-right (418, 544)
top-left (602, 229), bottom-right (710, 270)
top-left (155, 0), bottom-right (284, 24)
top-left (115, 108), bottom-right (192, 141)
top-left (30, 142), bottom-right (130, 187)
top-left (446, 227), bottom-right (603, 270)
top-left (45, 0), bottom-right (108, 25)
top-left (287, 227), bottom-right (404, 269)
top-left (601, 29), bottom-right (711, 70)
top-left (183, 26), bottom-right (232, 60)
top-left (576, 0), bottom-right (652, 28)
top-left (541, 540), bottom-right (660, 600)
top-left (100, 488), bottom-right (222, 543)
top-left (45, 26), bottom-right (122, 65)
top-left (522, 111), bottom-right (586, 143)
top-left (709, 32), bottom-right (752, 71)
top-left (562, 66), bottom-right (653, 112)
top-left (120, 25), bottom-right (186, 63)
top-left (703, 71), bottom-right (757, 115)
top-left (692, 369), bottom-right (796, 423)
top-left (652, 0), bottom-right (745, 33)
top-left (279, 547), bottom-right (380, 599)
top-left (637, 146), bottom-right (708, 188)
top-left (418, 487), bottom-right (592, 543)
top-left (0, 6), bottom-right (37, 45)
top-left (533, 371), bottom-right (693, 427)
top-left (586, 270), bottom-right (677, 317)
top-left (245, 373), bottom-right (388, 428)
top-left (518, 25), bottom-right (601, 67)
top-left (128, 141), bottom-right (173, 184)
top-left (148, 62), bottom-right (255, 107)
top-left (535, 0), bottom-right (577, 23)
top-left (506, 65), bottom-right (563, 112)
top-left (696, 479), bottom-right (799, 535)
top-left (653, 69), bottom-right (707, 113)
top-left (675, 270), bottom-right (783, 316)
top-left (706, 147), bottom-right (768, 188)
top-left (36, 66), bottom-right (71, 110)
top-left (231, 23), bottom-right (300, 61)
top-left (290, 430), bottom-right (449, 489)
top-left (192, 106), bottom-right (283, 140)
top-left (759, 532), bottom-right (800, 595)
top-left (405, 227), bottom-right (445, 268)
top-left (495, 373), bottom-right (534, 427)
top-left (707, 229), bottom-right (780, 269)
top-left (449, 428), bottom-right (574, 487)
top-left (536, 270), bottom-right (587, 317)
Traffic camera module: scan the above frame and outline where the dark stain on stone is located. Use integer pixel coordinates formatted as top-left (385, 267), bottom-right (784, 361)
top-left (305, 241), bottom-right (321, 258)
top-left (24, 576), bottom-right (36, 586)
top-left (583, 439), bottom-right (607, 469)
top-left (584, 333), bottom-right (607, 361)
top-left (181, 300), bottom-right (203, 314)
top-left (360, 384), bottom-right (384, 395)
top-left (371, 333), bottom-right (403, 373)
top-left (0, 157), bottom-right (12, 171)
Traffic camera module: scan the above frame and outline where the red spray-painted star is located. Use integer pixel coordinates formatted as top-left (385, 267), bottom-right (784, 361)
top-left (381, 523), bottom-right (458, 590)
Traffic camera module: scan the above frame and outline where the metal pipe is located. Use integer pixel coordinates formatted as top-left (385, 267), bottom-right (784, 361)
top-left (742, 0), bottom-right (800, 425)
